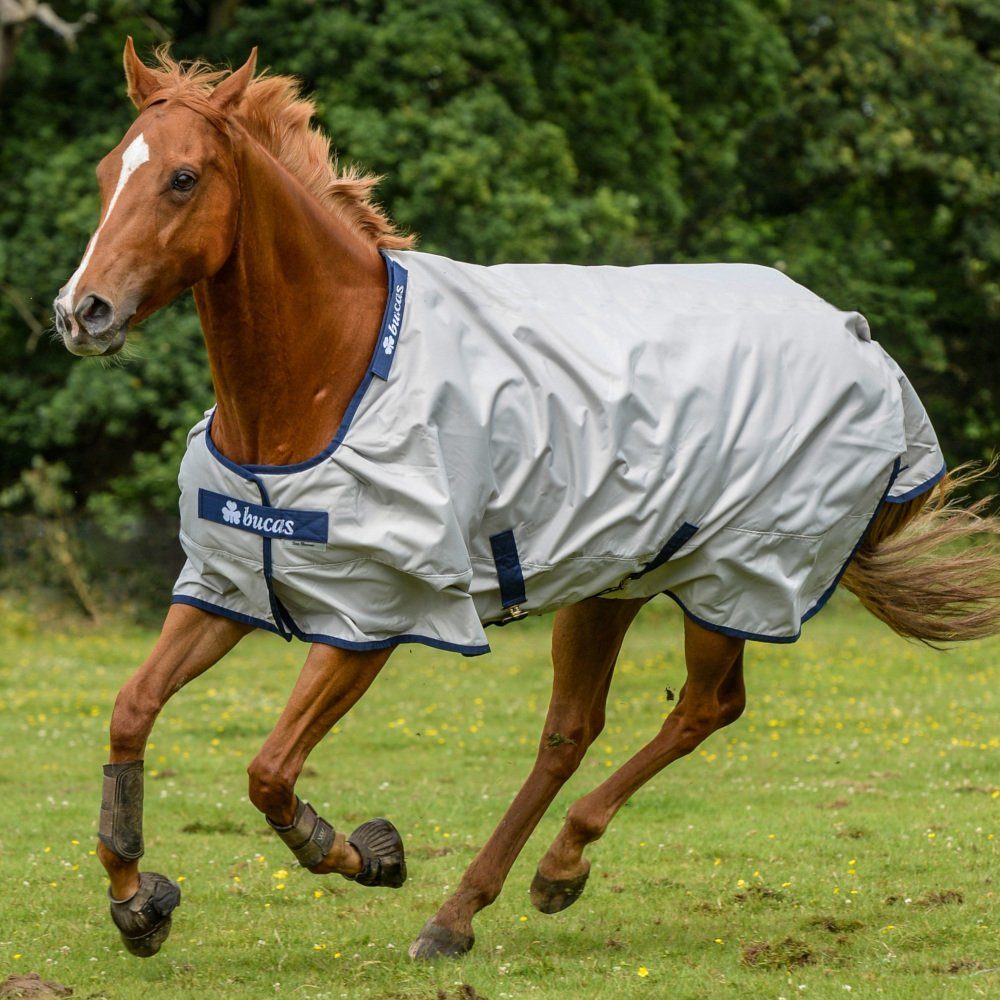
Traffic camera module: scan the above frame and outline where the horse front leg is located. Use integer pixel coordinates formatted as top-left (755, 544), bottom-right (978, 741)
top-left (409, 596), bottom-right (647, 960)
top-left (246, 644), bottom-right (403, 886)
top-left (100, 604), bottom-right (251, 955)
top-left (532, 618), bottom-right (746, 912)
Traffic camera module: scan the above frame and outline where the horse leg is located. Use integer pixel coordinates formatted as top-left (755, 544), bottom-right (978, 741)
top-left (246, 643), bottom-right (404, 885)
top-left (99, 604), bottom-right (252, 955)
top-left (409, 596), bottom-right (647, 960)
top-left (533, 616), bottom-right (746, 909)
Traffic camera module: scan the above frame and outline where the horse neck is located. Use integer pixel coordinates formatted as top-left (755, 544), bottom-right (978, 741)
top-left (193, 135), bottom-right (388, 467)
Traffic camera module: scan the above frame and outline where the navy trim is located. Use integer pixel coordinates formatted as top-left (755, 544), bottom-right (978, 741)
top-left (197, 488), bottom-right (329, 542)
top-left (290, 626), bottom-right (490, 657)
top-left (661, 589), bottom-right (802, 644)
top-left (885, 462), bottom-right (946, 504)
top-left (489, 529), bottom-right (527, 609)
top-left (370, 260), bottom-right (407, 380)
top-left (800, 457), bottom-right (901, 625)
top-left (170, 595), bottom-right (284, 636)
top-left (204, 251), bottom-right (408, 477)
top-left (630, 521), bottom-right (699, 580)
top-left (171, 595), bottom-right (486, 656)
top-left (659, 458), bottom-right (902, 644)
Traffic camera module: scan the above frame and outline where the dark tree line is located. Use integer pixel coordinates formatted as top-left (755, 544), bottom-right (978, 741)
top-left (1, 1), bottom-right (997, 545)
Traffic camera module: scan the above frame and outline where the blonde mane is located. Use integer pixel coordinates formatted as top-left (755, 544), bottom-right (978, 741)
top-left (142, 48), bottom-right (414, 251)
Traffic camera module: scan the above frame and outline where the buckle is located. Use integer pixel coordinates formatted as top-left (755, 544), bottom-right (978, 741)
top-left (500, 604), bottom-right (528, 624)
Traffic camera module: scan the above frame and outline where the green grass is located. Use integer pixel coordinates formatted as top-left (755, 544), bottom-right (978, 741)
top-left (0, 594), bottom-right (996, 999)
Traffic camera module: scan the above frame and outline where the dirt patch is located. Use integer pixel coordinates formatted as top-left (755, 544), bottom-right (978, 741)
top-left (885, 889), bottom-right (964, 907)
top-left (819, 798), bottom-right (850, 810)
top-left (411, 845), bottom-right (454, 859)
top-left (735, 885), bottom-right (788, 904)
top-left (840, 781), bottom-right (878, 794)
top-left (807, 915), bottom-right (863, 933)
top-left (741, 937), bottom-right (814, 969)
top-left (953, 783), bottom-right (998, 796)
top-left (914, 889), bottom-right (964, 908)
top-left (149, 768), bottom-right (177, 780)
top-left (437, 987), bottom-right (489, 1000)
top-left (544, 732), bottom-right (577, 748)
top-left (834, 825), bottom-right (868, 840)
top-left (0, 974), bottom-right (73, 998)
top-left (935, 958), bottom-right (987, 974)
top-left (181, 819), bottom-right (246, 835)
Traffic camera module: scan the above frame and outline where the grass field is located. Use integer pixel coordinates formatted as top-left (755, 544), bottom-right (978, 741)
top-left (0, 593), bottom-right (996, 999)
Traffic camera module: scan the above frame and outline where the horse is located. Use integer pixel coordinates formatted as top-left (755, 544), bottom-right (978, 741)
top-left (54, 41), bottom-right (999, 961)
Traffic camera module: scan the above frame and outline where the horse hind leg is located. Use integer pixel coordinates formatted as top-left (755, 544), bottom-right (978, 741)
top-left (531, 616), bottom-right (746, 913)
top-left (527, 644), bottom-right (619, 914)
top-left (245, 642), bottom-right (404, 887)
top-left (100, 604), bottom-right (251, 955)
top-left (409, 596), bottom-right (647, 960)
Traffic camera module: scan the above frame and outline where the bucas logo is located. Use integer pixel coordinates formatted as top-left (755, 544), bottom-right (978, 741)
top-left (382, 281), bottom-right (405, 355)
top-left (221, 498), bottom-right (296, 536)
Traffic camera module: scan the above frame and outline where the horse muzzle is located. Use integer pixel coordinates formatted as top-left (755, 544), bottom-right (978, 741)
top-left (55, 292), bottom-right (130, 356)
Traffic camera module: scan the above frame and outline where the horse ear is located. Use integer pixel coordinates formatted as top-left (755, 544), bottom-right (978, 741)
top-left (123, 37), bottom-right (159, 109)
top-left (210, 48), bottom-right (258, 113)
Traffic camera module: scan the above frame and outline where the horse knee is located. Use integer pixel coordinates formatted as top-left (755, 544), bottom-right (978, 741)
top-left (539, 747), bottom-right (586, 783)
top-left (538, 728), bottom-right (588, 782)
top-left (675, 711), bottom-right (717, 754)
top-left (717, 691), bottom-right (746, 728)
top-left (587, 709), bottom-right (607, 744)
top-left (671, 692), bottom-right (744, 755)
top-left (109, 681), bottom-right (160, 758)
top-left (247, 754), bottom-right (294, 818)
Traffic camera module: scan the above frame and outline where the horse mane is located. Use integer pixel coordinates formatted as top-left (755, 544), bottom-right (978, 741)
top-left (142, 47), bottom-right (414, 250)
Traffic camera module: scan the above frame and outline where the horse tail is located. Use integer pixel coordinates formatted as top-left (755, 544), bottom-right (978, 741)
top-left (840, 460), bottom-right (1000, 645)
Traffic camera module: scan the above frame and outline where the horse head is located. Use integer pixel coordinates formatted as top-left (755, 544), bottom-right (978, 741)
top-left (54, 39), bottom-right (256, 356)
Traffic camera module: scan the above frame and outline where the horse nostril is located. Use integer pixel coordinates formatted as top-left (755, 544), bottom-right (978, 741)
top-left (76, 294), bottom-right (116, 335)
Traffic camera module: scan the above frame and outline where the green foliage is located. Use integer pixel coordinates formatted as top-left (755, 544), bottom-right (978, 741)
top-left (1, 0), bottom-right (996, 537)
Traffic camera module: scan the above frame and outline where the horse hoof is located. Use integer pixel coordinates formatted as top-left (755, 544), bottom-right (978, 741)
top-left (408, 919), bottom-right (475, 960)
top-left (109, 871), bottom-right (181, 957)
top-left (529, 865), bottom-right (590, 914)
top-left (343, 818), bottom-right (407, 888)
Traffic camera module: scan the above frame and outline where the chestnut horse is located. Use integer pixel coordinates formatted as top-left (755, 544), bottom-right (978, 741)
top-left (55, 42), bottom-right (998, 961)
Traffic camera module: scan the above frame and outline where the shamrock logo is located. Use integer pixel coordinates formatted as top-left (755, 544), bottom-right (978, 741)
top-left (222, 499), bottom-right (241, 525)
top-left (382, 334), bottom-right (396, 355)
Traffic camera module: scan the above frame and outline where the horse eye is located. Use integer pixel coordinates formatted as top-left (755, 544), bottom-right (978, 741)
top-left (171, 170), bottom-right (198, 192)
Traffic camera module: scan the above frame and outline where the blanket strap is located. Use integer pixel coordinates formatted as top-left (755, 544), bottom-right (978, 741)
top-left (490, 529), bottom-right (527, 621)
top-left (629, 521), bottom-right (700, 581)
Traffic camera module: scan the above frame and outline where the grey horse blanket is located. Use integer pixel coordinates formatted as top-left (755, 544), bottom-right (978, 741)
top-left (172, 250), bottom-right (945, 655)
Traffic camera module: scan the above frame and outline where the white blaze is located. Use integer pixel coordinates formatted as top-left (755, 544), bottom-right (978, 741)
top-left (59, 133), bottom-right (151, 332)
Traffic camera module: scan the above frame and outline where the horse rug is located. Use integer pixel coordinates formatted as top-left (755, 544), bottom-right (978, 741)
top-left (173, 250), bottom-right (945, 655)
